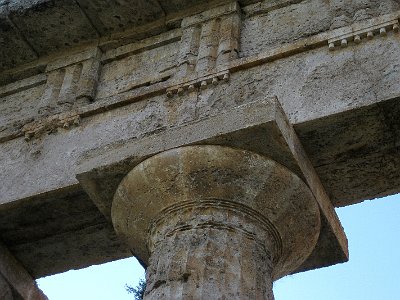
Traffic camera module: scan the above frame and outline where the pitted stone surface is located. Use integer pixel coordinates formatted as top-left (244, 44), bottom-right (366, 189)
top-left (0, 189), bottom-right (131, 278)
top-left (145, 200), bottom-right (276, 299)
top-left (0, 274), bottom-right (13, 300)
top-left (7, 0), bottom-right (98, 56)
top-left (112, 145), bottom-right (321, 288)
top-left (75, 0), bottom-right (164, 35)
top-left (0, 242), bottom-right (48, 300)
top-left (0, 7), bottom-right (38, 70)
top-left (1, 0), bottom-right (399, 286)
top-left (240, 0), bottom-right (400, 57)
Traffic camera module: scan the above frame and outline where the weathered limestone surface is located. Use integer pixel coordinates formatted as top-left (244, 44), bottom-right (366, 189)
top-left (76, 98), bottom-right (348, 273)
top-left (240, 0), bottom-right (400, 57)
top-left (0, 0), bottom-right (246, 71)
top-left (0, 187), bottom-right (131, 278)
top-left (0, 242), bottom-right (48, 299)
top-left (0, 0), bottom-right (399, 288)
top-left (0, 274), bottom-right (13, 300)
top-left (2, 34), bottom-right (400, 206)
top-left (112, 146), bottom-right (321, 299)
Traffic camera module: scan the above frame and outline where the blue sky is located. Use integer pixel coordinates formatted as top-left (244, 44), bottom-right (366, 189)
top-left (37, 193), bottom-right (400, 299)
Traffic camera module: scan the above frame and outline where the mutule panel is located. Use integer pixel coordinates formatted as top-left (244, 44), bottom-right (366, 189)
top-left (76, 0), bottom-right (164, 35)
top-left (0, 7), bottom-right (37, 71)
top-left (7, 0), bottom-right (98, 56)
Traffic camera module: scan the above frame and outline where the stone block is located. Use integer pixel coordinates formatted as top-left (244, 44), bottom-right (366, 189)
top-left (0, 6), bottom-right (37, 71)
top-left (0, 242), bottom-right (48, 299)
top-left (77, 97), bottom-right (348, 274)
top-left (0, 188), bottom-right (131, 278)
top-left (75, 0), bottom-right (164, 35)
top-left (8, 0), bottom-right (98, 55)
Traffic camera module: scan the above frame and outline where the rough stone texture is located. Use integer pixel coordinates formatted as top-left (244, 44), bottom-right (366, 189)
top-left (0, 188), bottom-right (131, 278)
top-left (0, 32), bottom-right (400, 206)
top-left (240, 0), bottom-right (400, 57)
top-left (0, 242), bottom-right (48, 299)
top-left (296, 97), bottom-right (400, 206)
top-left (0, 6), bottom-right (38, 71)
top-left (112, 146), bottom-right (320, 298)
top-left (0, 94), bottom-right (170, 205)
top-left (7, 0), bottom-right (98, 56)
top-left (0, 0), bottom-right (398, 287)
top-left (77, 98), bottom-right (347, 274)
top-left (145, 203), bottom-right (276, 299)
top-left (0, 78), bottom-right (45, 127)
top-left (0, 274), bottom-right (14, 300)
top-left (75, 0), bottom-right (164, 35)
top-left (228, 36), bottom-right (400, 125)
top-left (97, 40), bottom-right (178, 99)
top-left (0, 0), bottom-right (243, 72)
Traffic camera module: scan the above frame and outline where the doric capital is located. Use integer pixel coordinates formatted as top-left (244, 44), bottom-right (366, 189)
top-left (112, 145), bottom-right (320, 280)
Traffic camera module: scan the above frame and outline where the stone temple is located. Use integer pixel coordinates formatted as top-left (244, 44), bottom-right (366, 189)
top-left (0, 0), bottom-right (399, 299)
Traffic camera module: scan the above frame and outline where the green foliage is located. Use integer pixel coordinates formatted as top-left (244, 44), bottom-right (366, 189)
top-left (125, 278), bottom-right (146, 300)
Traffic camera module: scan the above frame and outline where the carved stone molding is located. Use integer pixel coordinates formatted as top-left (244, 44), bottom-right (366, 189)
top-left (176, 2), bottom-right (240, 81)
top-left (148, 198), bottom-right (283, 263)
top-left (166, 70), bottom-right (229, 97)
top-left (39, 48), bottom-right (102, 114)
top-left (328, 14), bottom-right (399, 50)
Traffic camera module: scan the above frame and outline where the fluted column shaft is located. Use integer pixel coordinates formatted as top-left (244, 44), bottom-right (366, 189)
top-left (145, 199), bottom-right (279, 299)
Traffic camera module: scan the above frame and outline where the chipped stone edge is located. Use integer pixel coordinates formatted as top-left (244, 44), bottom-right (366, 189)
top-left (273, 98), bottom-right (349, 264)
top-left (22, 111), bottom-right (80, 141)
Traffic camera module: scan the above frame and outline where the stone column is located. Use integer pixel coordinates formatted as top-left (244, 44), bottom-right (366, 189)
top-left (112, 146), bottom-right (321, 299)
top-left (0, 242), bottom-right (48, 300)
top-left (0, 274), bottom-right (13, 300)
